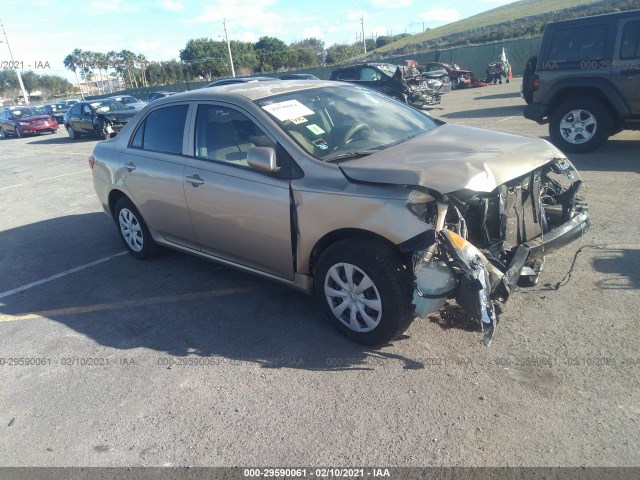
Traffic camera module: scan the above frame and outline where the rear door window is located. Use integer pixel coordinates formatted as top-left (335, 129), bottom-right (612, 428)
top-left (620, 20), bottom-right (640, 59)
top-left (130, 104), bottom-right (189, 155)
top-left (546, 24), bottom-right (608, 67)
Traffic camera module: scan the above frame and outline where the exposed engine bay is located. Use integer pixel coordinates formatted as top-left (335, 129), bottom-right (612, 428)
top-left (411, 159), bottom-right (590, 345)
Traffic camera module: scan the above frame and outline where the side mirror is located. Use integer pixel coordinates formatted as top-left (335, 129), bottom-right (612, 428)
top-left (247, 146), bottom-right (280, 173)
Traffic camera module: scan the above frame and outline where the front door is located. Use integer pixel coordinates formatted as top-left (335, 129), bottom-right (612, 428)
top-left (613, 17), bottom-right (640, 114)
top-left (184, 103), bottom-right (294, 279)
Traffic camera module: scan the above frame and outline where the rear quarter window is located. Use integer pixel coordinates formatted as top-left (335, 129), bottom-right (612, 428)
top-left (545, 24), bottom-right (609, 68)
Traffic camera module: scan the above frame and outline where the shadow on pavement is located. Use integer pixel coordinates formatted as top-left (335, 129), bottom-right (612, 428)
top-left (0, 213), bottom-right (425, 371)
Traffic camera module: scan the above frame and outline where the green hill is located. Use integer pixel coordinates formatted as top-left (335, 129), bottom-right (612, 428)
top-left (371, 0), bottom-right (639, 55)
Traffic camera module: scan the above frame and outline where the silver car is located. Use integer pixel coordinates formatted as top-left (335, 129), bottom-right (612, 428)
top-left (90, 81), bottom-right (589, 346)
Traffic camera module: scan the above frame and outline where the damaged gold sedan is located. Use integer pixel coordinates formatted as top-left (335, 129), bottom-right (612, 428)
top-left (91, 81), bottom-right (589, 346)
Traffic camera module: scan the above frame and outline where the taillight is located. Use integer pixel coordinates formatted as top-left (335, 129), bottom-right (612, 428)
top-left (532, 76), bottom-right (539, 90)
top-left (88, 155), bottom-right (95, 170)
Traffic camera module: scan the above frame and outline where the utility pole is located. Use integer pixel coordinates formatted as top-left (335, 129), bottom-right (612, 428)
top-left (223, 19), bottom-right (235, 78)
top-left (0, 21), bottom-right (29, 105)
top-left (361, 15), bottom-right (366, 53)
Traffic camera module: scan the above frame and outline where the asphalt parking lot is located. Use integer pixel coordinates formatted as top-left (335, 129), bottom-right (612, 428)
top-left (1, 79), bottom-right (639, 467)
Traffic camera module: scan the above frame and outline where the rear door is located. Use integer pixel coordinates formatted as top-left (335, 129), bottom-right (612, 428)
top-left (122, 102), bottom-right (198, 249)
top-left (183, 103), bottom-right (294, 279)
top-left (612, 16), bottom-right (640, 114)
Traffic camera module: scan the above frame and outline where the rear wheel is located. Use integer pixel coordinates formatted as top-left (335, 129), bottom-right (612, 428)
top-left (549, 97), bottom-right (612, 153)
top-left (314, 238), bottom-right (414, 346)
top-left (66, 125), bottom-right (79, 139)
top-left (114, 197), bottom-right (160, 260)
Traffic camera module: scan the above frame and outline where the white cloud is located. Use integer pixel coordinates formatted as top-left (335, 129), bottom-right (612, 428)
top-left (370, 0), bottom-right (411, 8)
top-left (417, 8), bottom-right (461, 24)
top-left (162, 0), bottom-right (183, 12)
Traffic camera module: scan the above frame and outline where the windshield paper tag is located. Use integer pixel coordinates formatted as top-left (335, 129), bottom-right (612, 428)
top-left (262, 100), bottom-right (314, 121)
top-left (306, 124), bottom-right (325, 135)
top-left (290, 116), bottom-right (307, 124)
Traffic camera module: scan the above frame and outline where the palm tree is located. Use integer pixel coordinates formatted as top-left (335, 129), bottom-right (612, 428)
top-left (137, 54), bottom-right (148, 88)
top-left (106, 50), bottom-right (120, 90)
top-left (95, 52), bottom-right (111, 93)
top-left (119, 50), bottom-right (138, 88)
top-left (63, 53), bottom-right (82, 97)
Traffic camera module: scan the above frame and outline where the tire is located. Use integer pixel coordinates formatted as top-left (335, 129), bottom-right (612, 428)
top-left (0, 128), bottom-right (6, 139)
top-left (314, 238), bottom-right (414, 346)
top-left (15, 127), bottom-right (21, 138)
top-left (114, 197), bottom-right (160, 260)
top-left (66, 125), bottom-right (79, 139)
top-left (549, 97), bottom-right (612, 153)
top-left (389, 92), bottom-right (407, 104)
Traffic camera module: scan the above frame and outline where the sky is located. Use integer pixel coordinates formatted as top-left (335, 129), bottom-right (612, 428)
top-left (0, 0), bottom-right (518, 82)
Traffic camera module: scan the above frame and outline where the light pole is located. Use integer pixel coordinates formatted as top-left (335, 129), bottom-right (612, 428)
top-left (0, 21), bottom-right (30, 105)
top-left (361, 15), bottom-right (366, 53)
top-left (223, 19), bottom-right (235, 78)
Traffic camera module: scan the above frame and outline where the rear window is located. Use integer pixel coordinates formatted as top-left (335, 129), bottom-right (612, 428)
top-left (546, 24), bottom-right (608, 67)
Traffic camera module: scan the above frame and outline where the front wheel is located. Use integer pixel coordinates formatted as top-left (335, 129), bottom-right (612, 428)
top-left (549, 97), bottom-right (612, 153)
top-left (314, 238), bottom-right (414, 346)
top-left (114, 197), bottom-right (160, 260)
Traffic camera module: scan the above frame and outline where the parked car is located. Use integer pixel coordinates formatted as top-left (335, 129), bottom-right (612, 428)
top-left (524, 9), bottom-right (640, 153)
top-left (147, 91), bottom-right (177, 102)
top-left (109, 95), bottom-right (147, 111)
top-left (421, 62), bottom-right (473, 89)
top-left (329, 62), bottom-right (446, 109)
top-left (279, 73), bottom-right (319, 80)
top-left (0, 106), bottom-right (59, 138)
top-left (64, 100), bottom-right (138, 140)
top-left (90, 81), bottom-right (589, 346)
top-left (206, 76), bottom-right (274, 87)
top-left (42, 102), bottom-right (70, 124)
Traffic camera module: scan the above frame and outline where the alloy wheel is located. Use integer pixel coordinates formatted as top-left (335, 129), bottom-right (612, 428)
top-left (559, 109), bottom-right (597, 144)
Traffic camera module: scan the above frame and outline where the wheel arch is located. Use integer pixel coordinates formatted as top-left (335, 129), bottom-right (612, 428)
top-left (545, 79), bottom-right (630, 122)
top-left (107, 189), bottom-right (129, 220)
top-left (308, 228), bottom-right (406, 277)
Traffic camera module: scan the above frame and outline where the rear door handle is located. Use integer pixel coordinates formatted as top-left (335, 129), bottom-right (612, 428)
top-left (185, 174), bottom-right (204, 186)
top-left (621, 69), bottom-right (639, 76)
top-left (125, 161), bottom-right (136, 172)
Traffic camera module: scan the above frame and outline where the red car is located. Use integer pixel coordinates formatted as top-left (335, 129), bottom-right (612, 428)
top-left (0, 106), bottom-right (59, 139)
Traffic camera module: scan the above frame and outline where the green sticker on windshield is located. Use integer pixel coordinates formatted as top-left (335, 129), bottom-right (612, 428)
top-left (306, 124), bottom-right (325, 135)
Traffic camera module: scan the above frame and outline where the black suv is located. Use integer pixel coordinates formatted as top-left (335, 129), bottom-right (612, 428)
top-left (524, 10), bottom-right (640, 153)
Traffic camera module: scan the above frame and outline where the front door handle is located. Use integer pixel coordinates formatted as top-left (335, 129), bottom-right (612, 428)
top-left (185, 174), bottom-right (204, 187)
top-left (125, 161), bottom-right (136, 172)
top-left (621, 69), bottom-right (639, 76)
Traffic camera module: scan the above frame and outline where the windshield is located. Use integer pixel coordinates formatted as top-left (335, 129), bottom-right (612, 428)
top-left (90, 100), bottom-right (131, 113)
top-left (255, 85), bottom-right (439, 162)
top-left (50, 103), bottom-right (67, 111)
top-left (10, 108), bottom-right (34, 118)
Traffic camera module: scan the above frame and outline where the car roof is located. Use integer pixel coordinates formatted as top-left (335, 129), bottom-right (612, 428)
top-left (150, 80), bottom-right (339, 104)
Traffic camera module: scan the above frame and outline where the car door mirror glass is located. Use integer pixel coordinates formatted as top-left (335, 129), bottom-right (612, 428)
top-left (247, 146), bottom-right (279, 173)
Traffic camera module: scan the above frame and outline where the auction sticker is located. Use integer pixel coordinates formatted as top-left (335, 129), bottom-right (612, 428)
top-left (262, 100), bottom-right (314, 121)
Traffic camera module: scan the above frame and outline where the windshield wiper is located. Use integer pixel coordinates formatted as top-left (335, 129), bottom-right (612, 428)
top-left (326, 150), bottom-right (379, 162)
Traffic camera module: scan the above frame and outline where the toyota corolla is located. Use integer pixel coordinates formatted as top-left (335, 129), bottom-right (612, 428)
top-left (90, 81), bottom-right (589, 346)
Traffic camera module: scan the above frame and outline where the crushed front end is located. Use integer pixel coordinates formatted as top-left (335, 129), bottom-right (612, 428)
top-left (410, 158), bottom-right (590, 345)
top-left (393, 66), bottom-right (445, 109)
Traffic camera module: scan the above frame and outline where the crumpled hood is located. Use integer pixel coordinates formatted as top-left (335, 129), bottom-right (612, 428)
top-left (339, 123), bottom-right (565, 194)
top-left (98, 110), bottom-right (137, 123)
